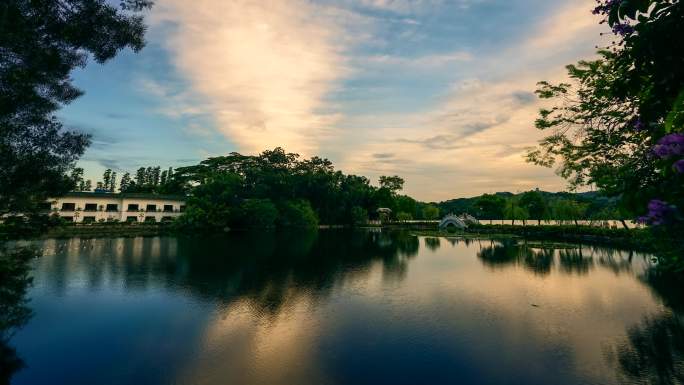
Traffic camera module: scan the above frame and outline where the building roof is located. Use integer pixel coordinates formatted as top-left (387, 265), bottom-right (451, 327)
top-left (60, 191), bottom-right (187, 201)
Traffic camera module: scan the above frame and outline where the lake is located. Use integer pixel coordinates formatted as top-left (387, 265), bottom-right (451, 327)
top-left (3, 230), bottom-right (683, 385)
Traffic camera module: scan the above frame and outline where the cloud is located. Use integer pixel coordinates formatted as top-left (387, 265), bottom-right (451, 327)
top-left (372, 152), bottom-right (395, 159)
top-left (332, 0), bottom-right (607, 200)
top-left (149, 0), bottom-right (351, 155)
top-left (360, 51), bottom-right (472, 68)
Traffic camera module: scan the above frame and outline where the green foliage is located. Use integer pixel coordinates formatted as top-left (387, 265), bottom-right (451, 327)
top-left (350, 206), bottom-right (369, 225)
top-left (396, 212), bottom-right (412, 222)
top-left (474, 194), bottom-right (506, 219)
top-left (379, 175), bottom-right (405, 194)
top-left (1, 0), bottom-right (152, 215)
top-left (528, 0), bottom-right (684, 268)
top-left (277, 200), bottom-right (319, 229)
top-left (519, 191), bottom-right (548, 223)
top-left (0, 214), bottom-right (66, 239)
top-left (0, 246), bottom-right (36, 336)
top-left (172, 148), bottom-right (412, 229)
top-left (173, 173), bottom-right (241, 231)
top-left (238, 199), bottom-right (278, 229)
top-left (503, 199), bottom-right (529, 225)
top-left (421, 205), bottom-right (440, 220)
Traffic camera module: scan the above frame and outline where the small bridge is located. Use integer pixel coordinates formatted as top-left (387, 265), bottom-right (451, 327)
top-left (439, 213), bottom-right (479, 230)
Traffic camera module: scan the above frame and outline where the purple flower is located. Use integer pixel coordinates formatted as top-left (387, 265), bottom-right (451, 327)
top-left (612, 23), bottom-right (635, 36)
top-left (674, 159), bottom-right (684, 174)
top-left (638, 199), bottom-right (678, 226)
top-left (633, 118), bottom-right (645, 131)
top-left (593, 0), bottom-right (623, 15)
top-left (652, 133), bottom-right (684, 158)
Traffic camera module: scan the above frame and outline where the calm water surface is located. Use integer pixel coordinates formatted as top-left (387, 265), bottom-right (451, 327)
top-left (3, 231), bottom-right (684, 385)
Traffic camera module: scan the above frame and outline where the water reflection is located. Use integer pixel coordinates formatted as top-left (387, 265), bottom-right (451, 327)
top-left (0, 247), bottom-right (36, 385)
top-left (475, 240), bottom-right (645, 277)
top-left (6, 232), bottom-right (684, 385)
top-left (36, 231), bottom-right (420, 315)
top-left (608, 311), bottom-right (684, 385)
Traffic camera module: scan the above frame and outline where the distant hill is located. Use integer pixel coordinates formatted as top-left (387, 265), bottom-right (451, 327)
top-left (430, 190), bottom-right (620, 217)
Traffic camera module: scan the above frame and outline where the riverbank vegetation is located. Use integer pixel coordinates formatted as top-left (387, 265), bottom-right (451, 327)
top-left (527, 0), bottom-right (684, 269)
top-left (433, 190), bottom-right (630, 227)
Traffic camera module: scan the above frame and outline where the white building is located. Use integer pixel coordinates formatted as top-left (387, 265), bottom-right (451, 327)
top-left (47, 192), bottom-right (186, 223)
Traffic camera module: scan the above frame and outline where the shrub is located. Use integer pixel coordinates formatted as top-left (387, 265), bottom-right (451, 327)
top-left (277, 200), bottom-right (318, 229)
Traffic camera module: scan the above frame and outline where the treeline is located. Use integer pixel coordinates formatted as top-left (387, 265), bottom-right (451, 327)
top-left (153, 148), bottom-right (438, 229)
top-left (70, 166), bottom-right (179, 194)
top-left (67, 148), bottom-right (442, 229)
top-left (433, 190), bottom-right (629, 226)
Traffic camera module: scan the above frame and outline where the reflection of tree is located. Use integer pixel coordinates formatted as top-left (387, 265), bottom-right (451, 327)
top-left (607, 270), bottom-right (684, 385)
top-left (477, 240), bottom-right (554, 276)
top-left (522, 247), bottom-right (554, 276)
top-left (558, 248), bottom-right (593, 275)
top-left (609, 311), bottom-right (684, 385)
top-left (39, 230), bottom-right (420, 318)
top-left (477, 239), bottom-right (519, 267)
top-left (641, 271), bottom-right (684, 313)
top-left (0, 247), bottom-right (37, 385)
top-left (423, 237), bottom-right (441, 252)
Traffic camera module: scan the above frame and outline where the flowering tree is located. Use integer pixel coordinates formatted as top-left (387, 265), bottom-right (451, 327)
top-left (528, 0), bottom-right (684, 269)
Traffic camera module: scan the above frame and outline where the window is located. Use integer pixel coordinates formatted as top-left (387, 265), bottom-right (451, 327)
top-left (161, 216), bottom-right (174, 222)
top-left (61, 203), bottom-right (76, 211)
top-left (82, 216), bottom-right (96, 223)
top-left (84, 203), bottom-right (97, 212)
top-left (127, 204), bottom-right (139, 211)
top-left (180, 205), bottom-right (186, 212)
top-left (126, 216), bottom-right (137, 222)
top-left (146, 204), bottom-right (157, 212)
top-left (62, 216), bottom-right (74, 222)
top-left (163, 204), bottom-right (174, 212)
top-left (106, 204), bottom-right (118, 212)
top-left (144, 216), bottom-right (156, 223)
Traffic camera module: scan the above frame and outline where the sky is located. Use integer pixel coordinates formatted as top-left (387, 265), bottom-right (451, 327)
top-left (61, 0), bottom-right (609, 202)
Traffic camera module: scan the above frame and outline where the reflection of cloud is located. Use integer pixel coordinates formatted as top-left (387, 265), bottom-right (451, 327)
top-left (149, 0), bottom-right (350, 155)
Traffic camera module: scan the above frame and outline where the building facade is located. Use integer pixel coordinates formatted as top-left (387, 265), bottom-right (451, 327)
top-left (48, 192), bottom-right (186, 223)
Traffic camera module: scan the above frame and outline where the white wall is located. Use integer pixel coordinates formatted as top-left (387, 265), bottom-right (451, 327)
top-left (50, 195), bottom-right (186, 223)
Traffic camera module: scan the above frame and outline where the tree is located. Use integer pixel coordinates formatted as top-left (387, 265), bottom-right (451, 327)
top-left (475, 194), bottom-right (506, 220)
top-left (1, 0), bottom-right (152, 214)
top-left (396, 212), bottom-right (412, 222)
top-left (550, 199), bottom-right (588, 226)
top-left (120, 173), bottom-right (132, 192)
top-left (528, 0), bottom-right (684, 266)
top-left (70, 168), bottom-right (84, 191)
top-left (379, 175), bottom-right (404, 194)
top-left (151, 166), bottom-right (160, 186)
top-left (109, 171), bottom-right (117, 192)
top-left (277, 200), bottom-right (318, 229)
top-left (102, 169), bottom-right (112, 191)
top-left (504, 199), bottom-right (529, 225)
top-left (520, 190), bottom-right (547, 225)
top-left (239, 199), bottom-right (278, 229)
top-left (351, 206), bottom-right (369, 225)
top-left (135, 167), bottom-right (146, 187)
top-left (422, 205), bottom-right (440, 220)
top-left (83, 180), bottom-right (92, 192)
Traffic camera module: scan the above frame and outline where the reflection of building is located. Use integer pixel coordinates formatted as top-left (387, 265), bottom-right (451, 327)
top-left (47, 192), bottom-right (186, 223)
